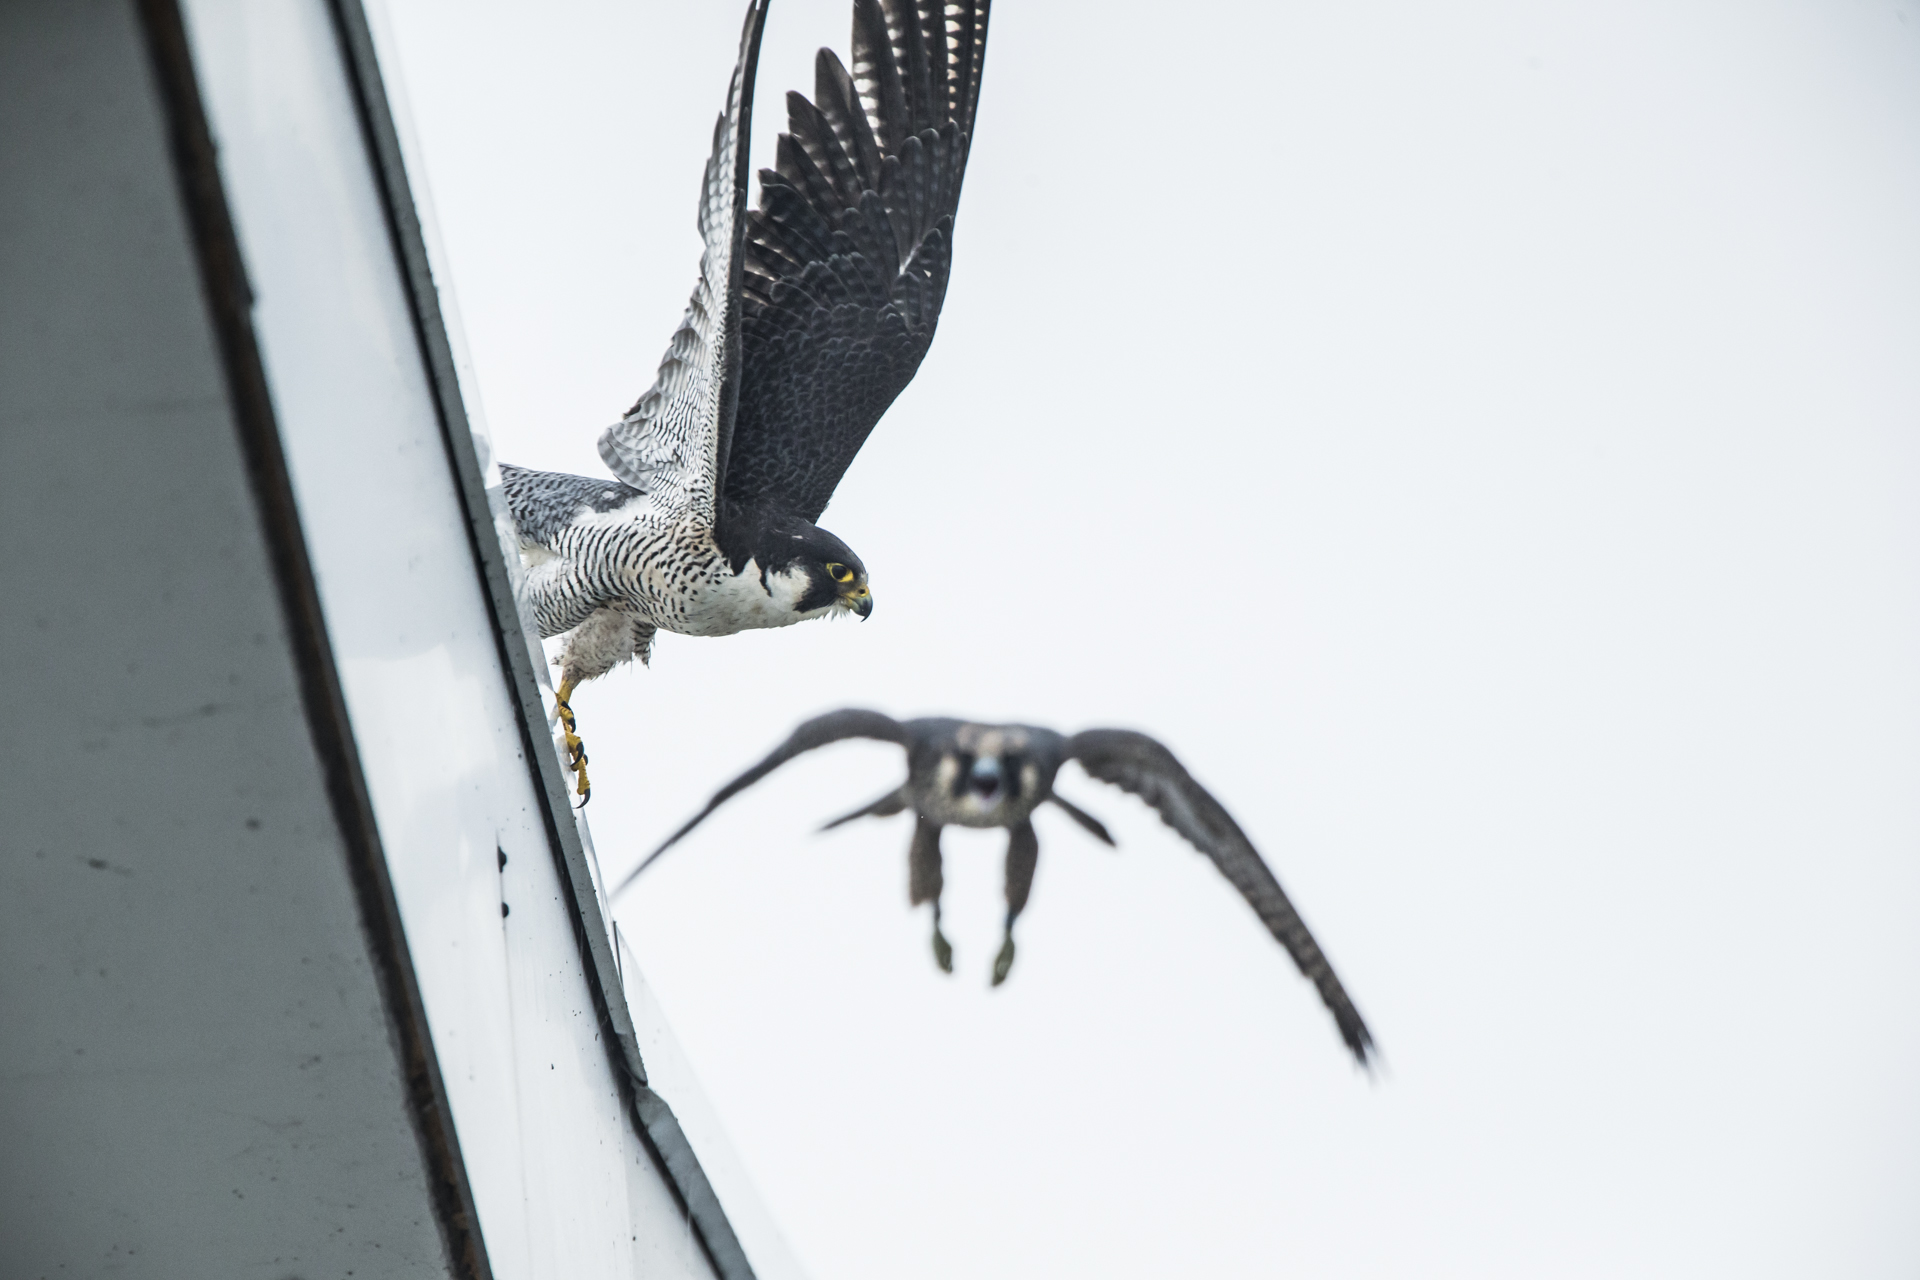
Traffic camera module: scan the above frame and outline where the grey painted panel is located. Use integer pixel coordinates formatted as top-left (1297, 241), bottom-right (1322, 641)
top-left (0, 1), bottom-right (447, 1276)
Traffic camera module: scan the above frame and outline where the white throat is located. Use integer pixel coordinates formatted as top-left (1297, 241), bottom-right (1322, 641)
top-left (676, 559), bottom-right (831, 636)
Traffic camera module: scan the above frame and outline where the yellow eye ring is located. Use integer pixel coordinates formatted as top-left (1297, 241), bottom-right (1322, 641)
top-left (827, 563), bottom-right (855, 584)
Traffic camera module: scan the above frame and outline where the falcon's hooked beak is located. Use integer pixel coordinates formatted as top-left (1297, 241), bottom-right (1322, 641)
top-left (840, 581), bottom-right (873, 620)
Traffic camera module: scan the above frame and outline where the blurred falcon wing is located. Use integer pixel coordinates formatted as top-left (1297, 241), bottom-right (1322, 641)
top-left (614, 707), bottom-right (910, 893)
top-left (1066, 728), bottom-right (1378, 1067)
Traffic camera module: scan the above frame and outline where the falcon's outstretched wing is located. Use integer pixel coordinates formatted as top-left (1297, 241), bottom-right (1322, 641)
top-left (596, 1), bottom-right (769, 523)
top-left (614, 707), bottom-right (909, 893)
top-left (1066, 730), bottom-right (1378, 1067)
top-left (723, 0), bottom-right (991, 522)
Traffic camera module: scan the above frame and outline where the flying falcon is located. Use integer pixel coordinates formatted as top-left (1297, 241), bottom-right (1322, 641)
top-left (621, 711), bottom-right (1377, 1068)
top-left (501, 0), bottom-right (990, 800)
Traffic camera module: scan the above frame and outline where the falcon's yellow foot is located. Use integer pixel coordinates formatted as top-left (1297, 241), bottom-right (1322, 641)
top-left (568, 745), bottom-right (591, 807)
top-left (555, 680), bottom-right (591, 806)
top-left (990, 936), bottom-right (1016, 987)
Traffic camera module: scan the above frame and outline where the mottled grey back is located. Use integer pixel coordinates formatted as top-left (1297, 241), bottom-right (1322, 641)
top-left (500, 464), bottom-right (643, 547)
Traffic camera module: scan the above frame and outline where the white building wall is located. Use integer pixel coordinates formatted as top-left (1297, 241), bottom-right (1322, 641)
top-left (176, 3), bottom-right (730, 1275)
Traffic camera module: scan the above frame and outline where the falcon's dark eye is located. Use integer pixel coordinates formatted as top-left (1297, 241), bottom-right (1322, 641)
top-left (826, 563), bottom-right (855, 584)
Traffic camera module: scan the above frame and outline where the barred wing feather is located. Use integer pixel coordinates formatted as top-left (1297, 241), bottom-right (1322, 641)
top-left (597, 1), bottom-right (769, 522)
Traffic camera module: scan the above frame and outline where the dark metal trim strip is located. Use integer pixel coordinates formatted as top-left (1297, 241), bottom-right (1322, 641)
top-left (320, 6), bottom-right (758, 1278)
top-left (132, 3), bottom-right (493, 1277)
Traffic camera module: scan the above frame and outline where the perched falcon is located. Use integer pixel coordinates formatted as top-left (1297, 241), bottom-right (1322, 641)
top-left (502, 0), bottom-right (991, 799)
top-left (622, 711), bottom-right (1377, 1068)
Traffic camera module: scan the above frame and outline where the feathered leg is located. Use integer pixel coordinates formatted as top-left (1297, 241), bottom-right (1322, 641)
top-left (908, 818), bottom-right (952, 974)
top-left (553, 605), bottom-right (654, 805)
top-left (992, 820), bottom-right (1039, 987)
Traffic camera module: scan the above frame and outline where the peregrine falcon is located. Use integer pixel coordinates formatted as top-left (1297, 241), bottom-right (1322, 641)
top-left (621, 711), bottom-right (1377, 1068)
top-left (501, 0), bottom-right (991, 799)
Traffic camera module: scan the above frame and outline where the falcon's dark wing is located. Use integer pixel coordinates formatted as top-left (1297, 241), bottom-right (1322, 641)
top-left (1066, 729), bottom-right (1377, 1067)
top-left (722, 0), bottom-right (991, 522)
top-left (596, 1), bottom-right (768, 524)
top-left (613, 708), bottom-right (910, 894)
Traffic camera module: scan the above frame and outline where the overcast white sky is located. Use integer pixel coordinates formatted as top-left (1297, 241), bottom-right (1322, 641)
top-left (379, 2), bottom-right (1919, 1275)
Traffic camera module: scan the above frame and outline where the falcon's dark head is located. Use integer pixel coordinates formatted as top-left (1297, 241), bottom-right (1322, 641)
top-left (719, 502), bottom-right (872, 619)
top-left (922, 724), bottom-right (1057, 829)
top-left (783, 523), bottom-right (870, 619)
